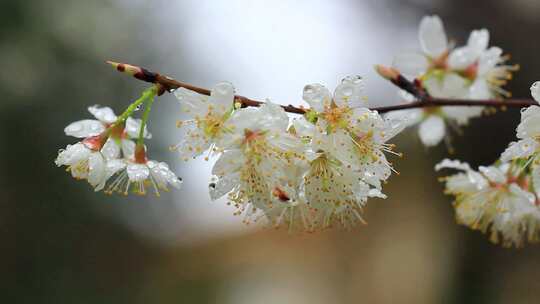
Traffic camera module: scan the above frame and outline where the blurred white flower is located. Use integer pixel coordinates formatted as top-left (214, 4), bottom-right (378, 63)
top-left (389, 15), bottom-right (517, 147)
top-left (436, 159), bottom-right (540, 247)
top-left (173, 82), bottom-right (235, 161)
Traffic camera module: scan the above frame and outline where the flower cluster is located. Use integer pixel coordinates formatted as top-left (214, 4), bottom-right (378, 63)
top-left (56, 87), bottom-right (182, 196)
top-left (387, 15), bottom-right (518, 147)
top-left (173, 78), bottom-right (405, 231)
top-left (437, 83), bottom-right (540, 247)
top-left (55, 16), bottom-right (540, 247)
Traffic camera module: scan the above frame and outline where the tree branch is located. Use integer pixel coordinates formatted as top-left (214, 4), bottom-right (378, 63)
top-left (107, 61), bottom-right (537, 114)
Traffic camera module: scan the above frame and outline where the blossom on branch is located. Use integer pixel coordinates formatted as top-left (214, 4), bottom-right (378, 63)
top-left (389, 15), bottom-right (516, 147)
top-left (436, 159), bottom-right (540, 247)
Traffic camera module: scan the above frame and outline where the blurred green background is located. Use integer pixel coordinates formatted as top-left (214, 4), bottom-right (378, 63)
top-left (2, 0), bottom-right (540, 303)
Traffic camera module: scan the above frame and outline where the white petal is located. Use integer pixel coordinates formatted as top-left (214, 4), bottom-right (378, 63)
top-left (418, 15), bottom-right (448, 58)
top-left (126, 163), bottom-right (150, 182)
top-left (467, 79), bottom-right (492, 100)
top-left (435, 159), bottom-right (472, 171)
top-left (209, 173), bottom-right (239, 201)
top-left (479, 165), bottom-right (506, 184)
top-left (292, 117), bottom-right (316, 137)
top-left (442, 106), bottom-right (483, 125)
top-left (333, 75), bottom-right (364, 107)
top-left (55, 143), bottom-right (91, 166)
top-left (174, 88), bottom-right (209, 117)
top-left (418, 115), bottom-right (445, 146)
top-left (95, 159), bottom-right (126, 191)
top-left (149, 161), bottom-right (182, 190)
top-left (125, 117), bottom-right (151, 139)
top-left (212, 149), bottom-right (243, 176)
top-left (121, 139), bottom-right (136, 160)
top-left (500, 138), bottom-right (538, 162)
top-left (383, 115), bottom-right (409, 141)
top-left (302, 83), bottom-right (332, 112)
top-left (448, 46), bottom-right (478, 70)
top-left (423, 73), bottom-right (468, 98)
top-left (478, 47), bottom-right (502, 75)
top-left (531, 82), bottom-right (540, 103)
top-left (87, 152), bottom-right (105, 187)
top-left (384, 109), bottom-right (423, 128)
top-left (209, 82), bottom-right (235, 114)
top-left (368, 189), bottom-right (387, 199)
top-left (64, 120), bottom-right (105, 138)
top-left (467, 29), bottom-right (489, 53)
top-left (392, 52), bottom-right (429, 77)
top-left (88, 105), bottom-right (117, 124)
top-left (101, 138), bottom-right (121, 160)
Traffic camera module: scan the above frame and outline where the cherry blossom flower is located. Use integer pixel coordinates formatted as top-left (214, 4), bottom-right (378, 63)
top-left (105, 144), bottom-right (182, 196)
top-left (55, 135), bottom-right (125, 191)
top-left (300, 76), bottom-right (404, 189)
top-left (277, 77), bottom-right (402, 229)
top-left (501, 82), bottom-right (540, 163)
top-left (173, 82), bottom-right (236, 160)
top-left (209, 102), bottom-right (304, 225)
top-left (389, 15), bottom-right (516, 147)
top-left (436, 159), bottom-right (540, 247)
top-left (64, 105), bottom-right (151, 159)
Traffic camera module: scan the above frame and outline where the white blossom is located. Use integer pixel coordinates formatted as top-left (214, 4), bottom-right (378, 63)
top-left (105, 157), bottom-right (183, 196)
top-left (210, 102), bottom-right (304, 225)
top-left (55, 139), bottom-right (125, 191)
top-left (436, 159), bottom-right (540, 247)
top-left (501, 82), bottom-right (540, 162)
top-left (173, 82), bottom-right (235, 160)
top-left (283, 77), bottom-right (405, 229)
top-left (390, 15), bottom-right (516, 147)
top-left (63, 105), bottom-right (150, 159)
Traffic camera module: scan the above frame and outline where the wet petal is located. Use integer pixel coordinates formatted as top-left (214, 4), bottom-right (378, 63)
top-left (302, 83), bottom-right (332, 112)
top-left (500, 138), bottom-right (538, 162)
top-left (121, 139), bottom-right (136, 160)
top-left (333, 75), bottom-right (365, 107)
top-left (125, 117), bottom-right (152, 139)
top-left (95, 159), bottom-right (126, 192)
top-left (209, 81), bottom-right (235, 114)
top-left (209, 173), bottom-right (239, 201)
top-left (126, 163), bottom-right (150, 182)
top-left (55, 143), bottom-right (91, 166)
top-left (64, 120), bottom-right (105, 138)
top-left (212, 149), bottom-right (243, 176)
top-left (88, 105), bottom-right (117, 124)
top-left (174, 88), bottom-right (209, 117)
top-left (101, 138), bottom-right (121, 160)
top-left (479, 165), bottom-right (506, 184)
top-left (87, 152), bottom-right (105, 187)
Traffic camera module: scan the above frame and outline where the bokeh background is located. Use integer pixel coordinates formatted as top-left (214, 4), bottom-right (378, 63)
top-left (2, 0), bottom-right (540, 303)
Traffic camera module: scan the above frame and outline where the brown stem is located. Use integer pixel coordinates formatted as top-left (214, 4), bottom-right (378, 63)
top-left (107, 61), bottom-right (537, 114)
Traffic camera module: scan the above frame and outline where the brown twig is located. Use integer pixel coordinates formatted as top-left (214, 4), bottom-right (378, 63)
top-left (107, 61), bottom-right (537, 114)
